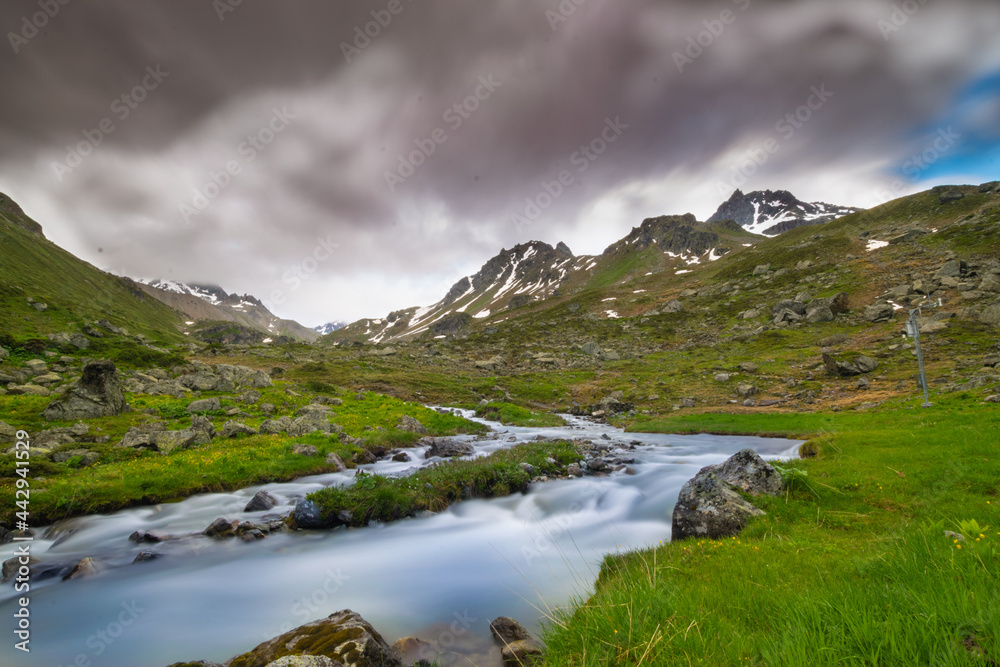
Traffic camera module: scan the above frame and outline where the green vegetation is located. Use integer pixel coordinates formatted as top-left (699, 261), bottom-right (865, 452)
top-left (0, 380), bottom-right (487, 524)
top-left (308, 440), bottom-right (580, 526)
top-left (474, 401), bottom-right (566, 427)
top-left (541, 398), bottom-right (1000, 665)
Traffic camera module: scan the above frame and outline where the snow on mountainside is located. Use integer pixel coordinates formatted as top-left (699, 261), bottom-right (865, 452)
top-left (707, 189), bottom-right (862, 236)
top-left (313, 321), bottom-right (348, 335)
top-left (135, 277), bottom-right (319, 341)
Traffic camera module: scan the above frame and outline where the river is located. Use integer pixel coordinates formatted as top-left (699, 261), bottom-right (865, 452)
top-left (0, 411), bottom-right (800, 666)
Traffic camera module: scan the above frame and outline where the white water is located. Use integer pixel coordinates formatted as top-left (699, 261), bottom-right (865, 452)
top-left (1, 412), bottom-right (800, 667)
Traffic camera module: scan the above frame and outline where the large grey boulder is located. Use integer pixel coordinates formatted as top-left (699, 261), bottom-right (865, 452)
top-left (0, 420), bottom-right (17, 443)
top-left (187, 397), bottom-right (221, 413)
top-left (823, 352), bottom-right (879, 377)
top-left (42, 360), bottom-right (128, 421)
top-left (227, 610), bottom-right (399, 667)
top-left (245, 490), bottom-right (278, 513)
top-left (395, 415), bottom-right (428, 434)
top-left (805, 305), bottom-right (835, 323)
top-left (771, 300), bottom-right (806, 316)
top-left (221, 421), bottom-right (258, 438)
top-left (260, 417), bottom-right (293, 435)
top-left (424, 438), bottom-right (474, 459)
top-left (293, 499), bottom-right (324, 529)
top-left (671, 449), bottom-right (784, 542)
top-left (288, 412), bottom-right (332, 437)
top-left (150, 429), bottom-right (200, 454)
top-left (864, 302), bottom-right (895, 323)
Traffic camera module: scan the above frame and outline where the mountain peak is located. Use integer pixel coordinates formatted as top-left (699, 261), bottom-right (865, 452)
top-left (707, 189), bottom-right (861, 236)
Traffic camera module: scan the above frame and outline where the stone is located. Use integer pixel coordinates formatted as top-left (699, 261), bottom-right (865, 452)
top-left (25, 359), bottom-right (48, 374)
top-left (671, 473), bottom-right (764, 541)
top-left (979, 274), bottom-right (1000, 293)
top-left (293, 500), bottom-right (324, 530)
top-left (424, 439), bottom-right (474, 459)
top-left (52, 449), bottom-right (100, 466)
top-left (660, 299), bottom-right (684, 314)
top-left (325, 453), bottom-right (347, 472)
top-left (221, 421), bottom-right (258, 438)
top-left (69, 333), bottom-right (91, 349)
top-left (0, 346), bottom-right (8, 360)
top-left (936, 260), bottom-right (966, 279)
top-left (735, 383), bottom-right (758, 398)
top-left (737, 362), bottom-right (758, 373)
top-left (501, 639), bottom-right (544, 666)
top-left (33, 372), bottom-right (63, 385)
top-left (752, 264), bottom-right (771, 276)
top-left (806, 305), bottom-right (835, 323)
top-left (0, 420), bottom-right (17, 443)
top-left (245, 490), bottom-right (278, 512)
top-left (128, 530), bottom-right (163, 544)
top-left (701, 449), bottom-right (784, 496)
top-left (260, 417), bottom-right (293, 435)
top-left (979, 180), bottom-right (999, 193)
top-left (288, 412), bottom-right (332, 437)
top-left (132, 552), bottom-right (158, 564)
top-left (292, 444), bottom-right (319, 456)
top-left (264, 657), bottom-right (342, 667)
top-left (857, 378), bottom-right (871, 391)
top-left (714, 373), bottom-right (731, 382)
top-left (205, 518), bottom-right (236, 538)
top-left (939, 190), bottom-right (965, 204)
top-left (187, 397), bottom-right (221, 413)
top-left (771, 300), bottom-right (806, 316)
top-left (567, 463), bottom-right (583, 477)
top-left (7, 384), bottom-right (50, 396)
top-left (396, 415), bottom-right (428, 434)
top-left (984, 395), bottom-right (1000, 404)
top-left (490, 617), bottom-right (543, 666)
top-left (823, 353), bottom-right (879, 377)
top-left (150, 429), bottom-right (199, 454)
top-left (864, 302), bottom-right (896, 323)
top-left (353, 449), bottom-right (377, 465)
top-left (580, 341), bottom-right (602, 357)
top-left (679, 398), bottom-right (696, 409)
top-left (228, 609), bottom-right (399, 667)
top-left (42, 360), bottom-right (129, 421)
top-left (191, 415), bottom-right (216, 442)
top-left (62, 557), bottom-right (99, 581)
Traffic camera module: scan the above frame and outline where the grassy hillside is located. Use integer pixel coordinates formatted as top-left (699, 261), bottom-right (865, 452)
top-left (0, 193), bottom-right (187, 343)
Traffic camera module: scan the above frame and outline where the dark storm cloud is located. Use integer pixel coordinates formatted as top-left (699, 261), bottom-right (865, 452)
top-left (1, 0), bottom-right (998, 323)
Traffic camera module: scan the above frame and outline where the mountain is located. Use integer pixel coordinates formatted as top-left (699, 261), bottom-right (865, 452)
top-left (135, 278), bottom-right (319, 342)
top-left (327, 214), bottom-right (762, 344)
top-left (314, 322), bottom-right (348, 335)
top-left (0, 192), bottom-right (187, 342)
top-left (707, 189), bottom-right (862, 236)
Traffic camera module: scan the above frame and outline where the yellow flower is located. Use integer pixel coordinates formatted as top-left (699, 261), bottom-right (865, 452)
top-left (956, 544), bottom-right (962, 550)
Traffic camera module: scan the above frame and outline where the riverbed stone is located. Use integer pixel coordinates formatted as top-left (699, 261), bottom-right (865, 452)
top-left (293, 499), bottom-right (324, 530)
top-left (700, 449), bottom-right (784, 496)
top-left (227, 609), bottom-right (400, 667)
top-left (62, 557), bottom-right (99, 581)
top-left (424, 438), bottom-right (474, 459)
top-left (205, 518), bottom-right (236, 538)
top-left (245, 490), bottom-right (278, 513)
top-left (325, 453), bottom-right (347, 472)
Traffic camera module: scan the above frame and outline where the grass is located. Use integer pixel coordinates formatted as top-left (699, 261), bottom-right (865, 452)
top-left (474, 401), bottom-right (566, 427)
top-left (0, 378), bottom-right (488, 524)
top-left (540, 397), bottom-right (1000, 665)
top-left (308, 440), bottom-right (581, 527)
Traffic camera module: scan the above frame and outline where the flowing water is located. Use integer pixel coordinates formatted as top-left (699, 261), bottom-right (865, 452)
top-left (0, 412), bottom-right (800, 666)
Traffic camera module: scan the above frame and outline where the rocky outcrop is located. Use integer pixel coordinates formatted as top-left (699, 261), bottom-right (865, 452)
top-left (395, 415), bottom-right (428, 434)
top-left (671, 449), bottom-right (784, 542)
top-left (424, 438), bottom-right (474, 459)
top-left (227, 610), bottom-right (400, 667)
top-left (823, 352), bottom-right (878, 377)
top-left (42, 360), bottom-right (128, 421)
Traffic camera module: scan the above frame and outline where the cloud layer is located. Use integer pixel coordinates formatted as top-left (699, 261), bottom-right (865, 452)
top-left (1, 0), bottom-right (998, 324)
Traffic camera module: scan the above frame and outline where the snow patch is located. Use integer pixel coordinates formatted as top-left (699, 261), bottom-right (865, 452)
top-left (866, 240), bottom-right (889, 252)
top-left (605, 310), bottom-right (620, 319)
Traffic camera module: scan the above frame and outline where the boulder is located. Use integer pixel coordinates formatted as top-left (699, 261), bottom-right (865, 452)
top-left (700, 449), bottom-right (784, 496)
top-left (260, 417), bottom-right (293, 435)
top-left (227, 610), bottom-right (400, 667)
top-left (42, 360), bottom-right (128, 421)
top-left (935, 260), bottom-right (966, 279)
top-left (752, 264), bottom-right (771, 276)
top-left (52, 449), bottom-right (100, 466)
top-left (979, 180), bottom-right (999, 193)
top-left (823, 353), bottom-right (879, 377)
top-left (69, 333), bottom-right (91, 349)
top-left (288, 413), bottom-right (332, 437)
top-left (424, 439), bottom-right (474, 459)
top-left (25, 359), bottom-right (48, 374)
top-left (7, 384), bottom-right (50, 396)
top-left (187, 397), bottom-right (221, 413)
top-left (737, 362), bottom-right (758, 373)
top-left (245, 490), bottom-right (278, 513)
top-left (395, 415), bottom-right (428, 434)
top-left (293, 444), bottom-right (319, 456)
top-left (293, 499), bottom-right (324, 530)
top-left (771, 300), bottom-right (806, 316)
top-left (0, 420), bottom-right (17, 443)
top-left (806, 305), bottom-right (835, 323)
top-left (735, 383), bottom-right (758, 398)
top-left (150, 429), bottom-right (199, 454)
top-left (62, 557), bottom-right (99, 581)
top-left (979, 274), bottom-right (1000, 293)
top-left (672, 473), bottom-right (764, 541)
top-left (981, 305), bottom-right (1000, 327)
top-left (221, 421), bottom-right (258, 438)
top-left (580, 341), bottom-right (602, 357)
top-left (939, 190), bottom-right (965, 204)
top-left (864, 302), bottom-right (896, 323)
top-left (353, 450), bottom-right (377, 465)
top-left (660, 299), bottom-right (684, 314)
top-left (191, 415), bottom-right (216, 442)
top-left (325, 453), bottom-right (347, 472)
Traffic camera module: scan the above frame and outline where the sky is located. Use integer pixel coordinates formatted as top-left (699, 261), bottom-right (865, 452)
top-left (1, 1), bottom-right (998, 326)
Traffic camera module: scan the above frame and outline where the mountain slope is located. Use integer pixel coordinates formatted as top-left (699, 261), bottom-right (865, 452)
top-left (136, 279), bottom-right (319, 342)
top-left (0, 193), bottom-right (187, 342)
top-left (708, 189), bottom-right (861, 236)
top-left (328, 215), bottom-right (764, 344)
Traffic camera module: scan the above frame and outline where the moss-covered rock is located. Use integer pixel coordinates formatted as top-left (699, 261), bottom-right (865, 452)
top-left (227, 610), bottom-right (400, 667)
